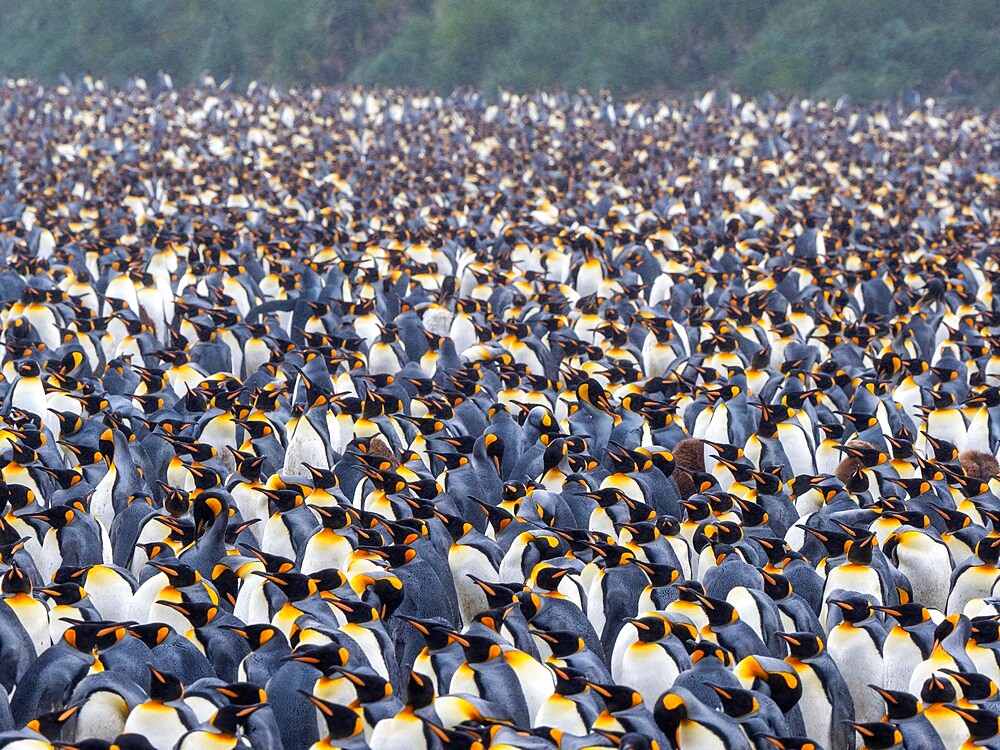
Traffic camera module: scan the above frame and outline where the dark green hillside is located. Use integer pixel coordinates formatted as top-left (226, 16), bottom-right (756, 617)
top-left (0, 0), bottom-right (996, 105)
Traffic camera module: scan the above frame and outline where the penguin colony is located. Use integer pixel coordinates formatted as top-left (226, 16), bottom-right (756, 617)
top-left (0, 78), bottom-right (995, 750)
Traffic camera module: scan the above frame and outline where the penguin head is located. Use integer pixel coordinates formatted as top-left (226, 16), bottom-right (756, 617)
top-left (836, 410), bottom-right (880, 435)
top-left (329, 667), bottom-right (392, 704)
top-left (327, 598), bottom-right (380, 625)
top-left (645, 448), bottom-right (676, 477)
top-left (584, 487), bottom-right (628, 509)
top-left (0, 533), bottom-right (27, 567)
top-left (933, 614), bottom-right (971, 650)
top-left (15, 359), bottom-right (41, 378)
top-left (694, 593), bottom-right (740, 628)
top-left (192, 491), bottom-right (230, 535)
top-left (713, 521), bottom-right (745, 546)
top-left (42, 409), bottom-right (83, 444)
top-left (760, 570), bottom-right (792, 600)
top-left (449, 633), bottom-right (503, 664)
top-left (873, 603), bottom-right (931, 629)
top-left (687, 640), bottom-right (733, 667)
top-left (606, 443), bottom-right (640, 473)
top-left (923, 431), bottom-right (959, 462)
top-left (128, 622), bottom-right (184, 649)
top-left (312, 503), bottom-right (353, 530)
top-left (220, 623), bottom-right (285, 651)
top-left (673, 581), bottom-right (707, 603)
top-left (828, 595), bottom-right (875, 625)
top-left (733, 654), bottom-right (802, 711)
top-left (26, 703), bottom-right (80, 742)
top-left (971, 617), bottom-right (1000, 645)
top-left (399, 616), bottom-right (453, 651)
top-left (156, 600), bottom-right (219, 628)
top-left (148, 562), bottom-right (200, 588)
top-left (148, 666), bottom-right (185, 702)
top-left (541, 438), bottom-right (572, 473)
top-left (975, 536), bottom-right (1000, 565)
top-left (679, 497), bottom-right (712, 523)
top-left (301, 691), bottom-right (365, 740)
top-left (616, 520), bottom-right (655, 545)
top-left (405, 671), bottom-right (436, 709)
top-left (482, 433), bottom-right (505, 476)
top-left (577, 378), bottom-right (614, 412)
top-left (7, 439), bottom-right (37, 466)
top-left (0, 562), bottom-right (32, 595)
top-left (846, 722), bottom-right (904, 750)
top-left (23, 504), bottom-right (76, 530)
top-left (38, 580), bottom-right (88, 605)
top-left (252, 570), bottom-right (318, 602)
top-left (258, 486), bottom-right (305, 514)
top-left (302, 462), bottom-right (339, 490)
top-left (883, 434), bottom-right (915, 461)
top-left (302, 565), bottom-right (344, 595)
top-left (235, 417), bottom-right (276, 442)
top-left (634, 560), bottom-right (680, 588)
top-left (284, 643), bottom-right (350, 676)
top-left (702, 439), bottom-right (744, 463)
top-left (369, 543), bottom-right (416, 569)
top-left (708, 683), bottom-right (760, 720)
top-left (230, 450), bottom-right (266, 481)
top-left (749, 468), bottom-right (783, 495)
top-left (544, 665), bottom-right (585, 697)
top-left (653, 689), bottom-right (696, 737)
top-left (208, 703), bottom-right (265, 737)
top-left (183, 463), bottom-right (223, 492)
top-left (213, 682), bottom-right (267, 707)
top-left (776, 631), bottom-right (824, 659)
top-left (589, 682), bottom-right (643, 714)
top-left (434, 511), bottom-right (472, 542)
top-left (157, 483), bottom-right (191, 517)
top-left (135, 542), bottom-right (174, 570)
top-left (843, 532), bottom-right (876, 565)
top-left (920, 673), bottom-right (958, 704)
top-left (627, 616), bottom-right (669, 644)
top-left (945, 705), bottom-right (1000, 744)
top-left (530, 629), bottom-right (583, 658)
top-left (383, 518), bottom-right (429, 547)
top-left (940, 668), bottom-right (998, 702)
top-left (753, 536), bottom-right (792, 566)
top-left (867, 684), bottom-right (921, 721)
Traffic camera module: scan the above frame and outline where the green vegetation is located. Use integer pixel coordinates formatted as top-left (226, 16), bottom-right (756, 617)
top-left (0, 0), bottom-right (997, 105)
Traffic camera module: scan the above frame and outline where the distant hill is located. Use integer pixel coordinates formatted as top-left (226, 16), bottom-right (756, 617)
top-left (1, 0), bottom-right (996, 106)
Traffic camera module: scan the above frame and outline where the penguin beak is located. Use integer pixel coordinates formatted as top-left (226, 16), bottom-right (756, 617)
top-left (775, 633), bottom-right (801, 647)
top-left (872, 605), bottom-right (901, 618)
top-left (154, 600), bottom-right (189, 615)
top-left (398, 617), bottom-right (431, 635)
top-left (233, 519), bottom-right (260, 534)
top-left (706, 683), bottom-right (732, 699)
top-left (944, 704), bottom-right (977, 722)
top-left (283, 653), bottom-right (318, 665)
top-left (148, 562), bottom-right (179, 576)
top-left (251, 572), bottom-right (284, 585)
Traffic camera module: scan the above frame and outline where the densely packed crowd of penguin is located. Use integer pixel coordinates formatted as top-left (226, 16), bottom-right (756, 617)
top-left (0, 76), bottom-right (996, 750)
